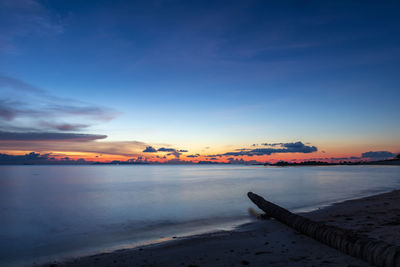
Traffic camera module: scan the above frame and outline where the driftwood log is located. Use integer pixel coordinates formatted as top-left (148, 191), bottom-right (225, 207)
top-left (248, 192), bottom-right (400, 267)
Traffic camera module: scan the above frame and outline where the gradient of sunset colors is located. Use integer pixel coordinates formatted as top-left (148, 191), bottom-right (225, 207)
top-left (0, 0), bottom-right (399, 164)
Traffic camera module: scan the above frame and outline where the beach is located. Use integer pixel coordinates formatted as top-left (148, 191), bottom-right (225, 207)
top-left (47, 189), bottom-right (400, 267)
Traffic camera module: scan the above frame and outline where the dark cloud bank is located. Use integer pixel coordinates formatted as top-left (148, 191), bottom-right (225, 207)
top-left (222, 142), bottom-right (317, 156)
top-left (0, 131), bottom-right (107, 141)
top-left (361, 151), bottom-right (395, 160)
top-left (143, 146), bottom-right (157, 152)
top-left (142, 146), bottom-right (188, 158)
top-left (157, 147), bottom-right (176, 152)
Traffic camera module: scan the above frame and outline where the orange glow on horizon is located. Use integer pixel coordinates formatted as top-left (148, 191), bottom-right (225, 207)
top-left (1, 145), bottom-right (399, 164)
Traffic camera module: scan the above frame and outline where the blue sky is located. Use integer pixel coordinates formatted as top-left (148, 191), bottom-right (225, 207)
top-left (0, 0), bottom-right (399, 162)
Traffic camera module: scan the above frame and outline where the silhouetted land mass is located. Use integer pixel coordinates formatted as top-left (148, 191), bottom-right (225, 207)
top-left (0, 152), bottom-right (91, 165)
top-left (267, 157), bottom-right (400, 167)
top-left (197, 160), bottom-right (222, 164)
top-left (93, 161), bottom-right (150, 165)
top-left (0, 153), bottom-right (149, 165)
top-left (0, 152), bottom-right (399, 165)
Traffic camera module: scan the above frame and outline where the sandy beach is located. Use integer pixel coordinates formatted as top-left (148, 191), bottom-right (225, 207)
top-left (42, 189), bottom-right (400, 267)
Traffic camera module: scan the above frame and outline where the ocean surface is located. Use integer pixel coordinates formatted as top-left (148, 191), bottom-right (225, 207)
top-left (0, 165), bottom-right (399, 266)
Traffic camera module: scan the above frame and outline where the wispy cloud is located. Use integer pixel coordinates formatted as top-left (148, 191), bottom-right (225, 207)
top-left (0, 99), bottom-right (18, 120)
top-left (0, 98), bottom-right (42, 120)
top-left (0, 74), bottom-right (117, 132)
top-left (167, 151), bottom-right (182, 158)
top-left (0, 74), bottom-right (124, 157)
top-left (46, 104), bottom-right (116, 121)
top-left (39, 122), bottom-right (90, 131)
top-left (0, 74), bottom-right (45, 93)
top-left (0, 131), bottom-right (107, 141)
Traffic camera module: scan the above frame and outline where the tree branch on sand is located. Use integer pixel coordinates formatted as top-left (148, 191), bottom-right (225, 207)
top-left (248, 192), bottom-right (400, 267)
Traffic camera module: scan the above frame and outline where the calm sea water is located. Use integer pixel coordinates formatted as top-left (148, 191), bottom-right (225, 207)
top-left (0, 165), bottom-right (399, 266)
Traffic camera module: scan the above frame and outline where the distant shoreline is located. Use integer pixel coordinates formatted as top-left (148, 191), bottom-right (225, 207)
top-left (264, 158), bottom-right (400, 166)
top-left (0, 158), bottom-right (399, 166)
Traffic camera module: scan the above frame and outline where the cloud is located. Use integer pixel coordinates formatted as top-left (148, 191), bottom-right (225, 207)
top-left (143, 146), bottom-right (157, 152)
top-left (282, 142), bottom-right (317, 152)
top-left (0, 98), bottom-right (43, 120)
top-left (40, 122), bottom-right (90, 131)
top-left (143, 146), bottom-right (188, 157)
top-left (261, 143), bottom-right (282, 147)
top-left (0, 131), bottom-right (107, 142)
top-left (0, 74), bottom-right (44, 93)
top-left (158, 147), bottom-right (187, 158)
top-left (158, 147), bottom-right (188, 153)
top-left (167, 151), bottom-right (182, 158)
top-left (0, 99), bottom-right (115, 122)
top-left (0, 99), bottom-right (17, 120)
top-left (0, 74), bottom-right (122, 158)
top-left (157, 147), bottom-right (176, 152)
top-left (221, 141), bottom-right (317, 156)
top-left (0, 74), bottom-right (117, 132)
top-left (0, 140), bottom-right (147, 157)
top-left (47, 104), bottom-right (116, 121)
top-left (361, 151), bottom-right (395, 160)
top-left (186, 154), bottom-right (200, 158)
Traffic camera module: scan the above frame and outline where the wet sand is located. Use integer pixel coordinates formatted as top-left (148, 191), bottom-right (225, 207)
top-left (47, 190), bottom-right (400, 267)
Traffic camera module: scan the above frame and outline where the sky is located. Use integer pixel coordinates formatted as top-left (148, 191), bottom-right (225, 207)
top-left (0, 0), bottom-right (399, 163)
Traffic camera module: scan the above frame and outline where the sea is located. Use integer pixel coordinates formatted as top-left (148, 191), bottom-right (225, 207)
top-left (0, 165), bottom-right (399, 266)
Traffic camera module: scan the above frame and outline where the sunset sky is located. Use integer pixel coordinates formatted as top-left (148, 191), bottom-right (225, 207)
top-left (0, 0), bottom-right (399, 163)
